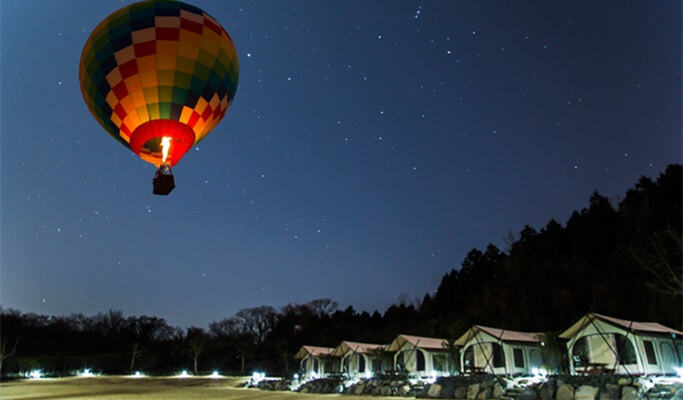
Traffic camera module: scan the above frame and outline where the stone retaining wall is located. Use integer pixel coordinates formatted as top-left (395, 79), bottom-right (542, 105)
top-left (298, 377), bottom-right (345, 394)
top-left (419, 376), bottom-right (683, 400)
top-left (250, 374), bottom-right (682, 400)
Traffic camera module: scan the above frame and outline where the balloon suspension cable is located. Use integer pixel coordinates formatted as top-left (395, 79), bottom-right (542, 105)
top-left (153, 163), bottom-right (175, 196)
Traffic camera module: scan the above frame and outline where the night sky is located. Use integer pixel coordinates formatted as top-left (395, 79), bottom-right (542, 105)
top-left (1, 1), bottom-right (681, 328)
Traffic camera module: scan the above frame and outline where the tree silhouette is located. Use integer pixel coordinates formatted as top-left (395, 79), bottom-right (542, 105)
top-left (186, 327), bottom-right (206, 374)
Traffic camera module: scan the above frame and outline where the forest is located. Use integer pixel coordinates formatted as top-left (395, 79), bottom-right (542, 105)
top-left (1, 164), bottom-right (680, 377)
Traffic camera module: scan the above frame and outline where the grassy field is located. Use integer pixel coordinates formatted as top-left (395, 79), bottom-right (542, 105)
top-left (0, 376), bottom-right (402, 400)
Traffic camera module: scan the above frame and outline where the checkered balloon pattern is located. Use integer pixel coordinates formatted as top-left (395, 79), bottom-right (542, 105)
top-left (79, 0), bottom-right (239, 166)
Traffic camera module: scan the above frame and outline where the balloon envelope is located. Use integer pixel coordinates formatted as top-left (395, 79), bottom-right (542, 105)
top-left (79, 0), bottom-right (239, 167)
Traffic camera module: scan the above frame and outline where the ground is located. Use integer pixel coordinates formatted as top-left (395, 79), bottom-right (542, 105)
top-left (0, 376), bottom-right (402, 400)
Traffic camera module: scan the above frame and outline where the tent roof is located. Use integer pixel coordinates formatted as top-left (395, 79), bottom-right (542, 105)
top-left (331, 341), bottom-right (387, 357)
top-left (386, 334), bottom-right (448, 351)
top-left (293, 345), bottom-right (335, 359)
top-left (559, 313), bottom-right (683, 339)
top-left (454, 325), bottom-right (542, 346)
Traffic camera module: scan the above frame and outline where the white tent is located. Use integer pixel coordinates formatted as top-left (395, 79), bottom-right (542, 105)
top-left (386, 334), bottom-right (452, 377)
top-left (331, 341), bottom-right (391, 378)
top-left (455, 325), bottom-right (545, 376)
top-left (293, 345), bottom-right (339, 378)
top-left (559, 313), bottom-right (683, 375)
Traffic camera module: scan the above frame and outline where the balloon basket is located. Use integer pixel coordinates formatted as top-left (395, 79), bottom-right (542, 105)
top-left (153, 165), bottom-right (175, 196)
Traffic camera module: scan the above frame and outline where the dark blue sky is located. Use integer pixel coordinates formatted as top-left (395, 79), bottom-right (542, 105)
top-left (1, 0), bottom-right (681, 328)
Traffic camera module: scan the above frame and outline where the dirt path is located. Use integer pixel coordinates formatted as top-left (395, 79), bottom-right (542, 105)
top-left (0, 376), bottom-right (405, 400)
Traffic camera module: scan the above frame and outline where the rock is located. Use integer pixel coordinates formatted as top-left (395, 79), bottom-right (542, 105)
top-left (539, 380), bottom-right (557, 400)
top-left (646, 385), bottom-right (676, 400)
top-left (399, 385), bottom-right (412, 396)
top-left (366, 385), bottom-right (376, 395)
top-left (501, 378), bottom-right (515, 389)
top-left (517, 387), bottom-right (539, 400)
top-left (354, 383), bottom-right (365, 396)
top-left (606, 384), bottom-right (620, 392)
top-left (621, 386), bottom-right (640, 400)
top-left (441, 379), bottom-right (457, 398)
top-left (556, 384), bottom-right (575, 400)
top-left (455, 386), bottom-right (468, 399)
top-left (575, 385), bottom-right (599, 400)
top-left (428, 384), bottom-right (443, 398)
top-left (468, 383), bottom-right (481, 400)
top-left (477, 387), bottom-right (493, 400)
top-left (618, 378), bottom-right (632, 386)
top-left (492, 383), bottom-right (505, 399)
top-left (600, 384), bottom-right (621, 400)
top-left (381, 386), bottom-right (392, 396)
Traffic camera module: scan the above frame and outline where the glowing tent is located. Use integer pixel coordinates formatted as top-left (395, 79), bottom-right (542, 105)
top-left (559, 313), bottom-right (683, 375)
top-left (331, 341), bottom-right (391, 378)
top-left (293, 345), bottom-right (339, 379)
top-left (386, 334), bottom-right (451, 377)
top-left (79, 0), bottom-right (239, 194)
top-left (454, 325), bottom-right (545, 376)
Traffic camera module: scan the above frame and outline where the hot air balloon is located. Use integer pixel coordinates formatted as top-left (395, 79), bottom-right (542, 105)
top-left (79, 0), bottom-right (239, 195)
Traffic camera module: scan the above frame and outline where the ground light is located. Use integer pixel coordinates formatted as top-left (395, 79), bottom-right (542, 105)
top-left (289, 373), bottom-right (304, 391)
top-left (177, 370), bottom-right (191, 378)
top-left (251, 371), bottom-right (266, 383)
top-left (639, 378), bottom-right (655, 391)
top-left (131, 371), bottom-right (144, 378)
top-left (527, 368), bottom-right (549, 384)
top-left (78, 368), bottom-right (95, 377)
top-left (28, 369), bottom-right (43, 379)
top-left (209, 370), bottom-right (222, 379)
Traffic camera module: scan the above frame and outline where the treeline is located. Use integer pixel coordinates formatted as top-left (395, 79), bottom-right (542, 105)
top-left (1, 165), bottom-right (680, 377)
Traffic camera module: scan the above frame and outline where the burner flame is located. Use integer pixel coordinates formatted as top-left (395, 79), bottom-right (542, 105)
top-left (161, 137), bottom-right (171, 164)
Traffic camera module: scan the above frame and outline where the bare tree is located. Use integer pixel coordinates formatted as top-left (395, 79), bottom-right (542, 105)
top-left (0, 336), bottom-right (19, 374)
top-left (93, 309), bottom-right (125, 338)
top-left (396, 292), bottom-right (420, 309)
top-left (233, 306), bottom-right (277, 345)
top-left (502, 229), bottom-right (518, 253)
top-left (631, 228), bottom-right (682, 297)
top-left (126, 316), bottom-right (171, 371)
top-left (397, 292), bottom-right (410, 306)
top-left (129, 342), bottom-right (146, 372)
top-left (210, 318), bottom-right (252, 373)
top-left (186, 327), bottom-right (206, 374)
top-left (272, 339), bottom-right (290, 374)
top-left (209, 306), bottom-right (278, 374)
top-left (306, 298), bottom-right (338, 318)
